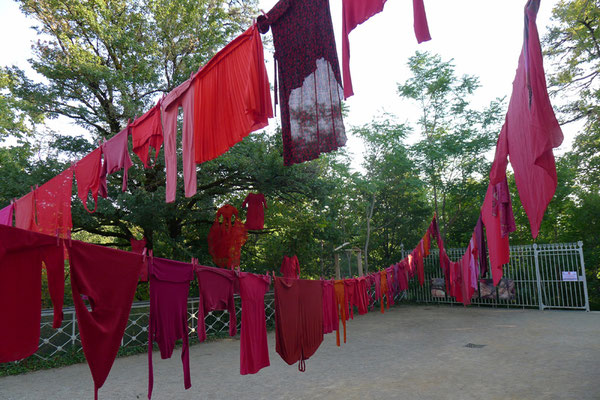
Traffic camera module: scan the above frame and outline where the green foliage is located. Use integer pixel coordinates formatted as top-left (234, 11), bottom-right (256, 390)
top-left (397, 51), bottom-right (505, 243)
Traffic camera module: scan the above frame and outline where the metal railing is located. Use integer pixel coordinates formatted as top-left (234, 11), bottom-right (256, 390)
top-left (401, 242), bottom-right (590, 311)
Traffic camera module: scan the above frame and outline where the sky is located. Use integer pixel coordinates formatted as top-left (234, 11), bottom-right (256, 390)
top-left (0, 0), bottom-right (579, 171)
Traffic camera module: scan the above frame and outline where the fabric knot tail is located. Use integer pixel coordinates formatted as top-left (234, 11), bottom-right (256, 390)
top-left (95, 385), bottom-right (99, 400)
top-left (298, 358), bottom-right (306, 372)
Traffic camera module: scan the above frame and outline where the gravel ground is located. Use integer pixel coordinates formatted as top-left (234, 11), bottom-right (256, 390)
top-left (1, 304), bottom-right (599, 400)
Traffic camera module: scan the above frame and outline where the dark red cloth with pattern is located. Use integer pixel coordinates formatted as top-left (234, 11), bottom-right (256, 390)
top-left (258, 0), bottom-right (347, 166)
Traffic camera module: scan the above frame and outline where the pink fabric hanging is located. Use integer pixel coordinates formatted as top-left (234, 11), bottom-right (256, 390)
top-left (489, 0), bottom-right (563, 238)
top-left (0, 202), bottom-right (14, 226)
top-left (481, 183), bottom-right (509, 286)
top-left (99, 127), bottom-right (133, 198)
top-left (341, 0), bottom-right (431, 99)
top-left (14, 190), bottom-right (38, 232)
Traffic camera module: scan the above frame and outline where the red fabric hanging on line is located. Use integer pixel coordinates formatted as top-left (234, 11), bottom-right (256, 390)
top-left (280, 254), bottom-right (300, 279)
top-left (257, 0), bottom-right (347, 166)
top-left (207, 205), bottom-right (247, 269)
top-left (35, 168), bottom-right (73, 237)
top-left (67, 240), bottom-right (143, 400)
top-left (238, 271), bottom-right (271, 375)
top-left (130, 100), bottom-right (163, 168)
top-left (193, 25), bottom-right (272, 165)
top-left (489, 0), bottom-right (563, 238)
top-left (75, 147), bottom-right (103, 213)
top-left (341, 0), bottom-right (431, 98)
top-left (242, 192), bottom-right (267, 230)
top-left (0, 225), bottom-right (64, 363)
top-left (481, 183), bottom-right (509, 286)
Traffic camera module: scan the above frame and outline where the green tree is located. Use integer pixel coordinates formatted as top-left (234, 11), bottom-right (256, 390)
top-left (397, 51), bottom-right (504, 243)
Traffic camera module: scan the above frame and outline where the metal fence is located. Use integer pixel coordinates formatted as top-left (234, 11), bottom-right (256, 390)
top-left (28, 292), bottom-right (276, 362)
top-left (401, 242), bottom-right (590, 311)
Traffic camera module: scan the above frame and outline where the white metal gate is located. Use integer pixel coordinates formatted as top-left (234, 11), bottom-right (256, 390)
top-left (402, 242), bottom-right (590, 311)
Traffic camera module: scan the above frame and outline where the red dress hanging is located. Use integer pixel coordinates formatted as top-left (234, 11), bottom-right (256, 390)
top-left (207, 204), bottom-right (247, 269)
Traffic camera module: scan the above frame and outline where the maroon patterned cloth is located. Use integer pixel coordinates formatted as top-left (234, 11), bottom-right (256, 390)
top-left (258, 0), bottom-right (347, 166)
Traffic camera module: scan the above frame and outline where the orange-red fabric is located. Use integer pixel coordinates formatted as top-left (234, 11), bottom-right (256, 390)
top-left (207, 205), bottom-right (247, 269)
top-left (35, 168), bottom-right (73, 237)
top-left (130, 101), bottom-right (163, 168)
top-left (334, 280), bottom-right (347, 346)
top-left (193, 25), bottom-right (272, 164)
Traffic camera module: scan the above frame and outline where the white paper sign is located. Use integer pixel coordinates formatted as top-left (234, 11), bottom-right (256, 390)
top-left (562, 271), bottom-right (578, 281)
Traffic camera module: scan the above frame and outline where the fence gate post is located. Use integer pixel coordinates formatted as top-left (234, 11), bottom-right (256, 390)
top-left (578, 241), bottom-right (591, 312)
top-left (533, 243), bottom-right (544, 310)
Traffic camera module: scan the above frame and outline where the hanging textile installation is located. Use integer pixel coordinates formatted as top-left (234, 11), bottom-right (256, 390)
top-left (242, 192), bottom-right (267, 230)
top-left (130, 100), bottom-right (163, 168)
top-left (274, 277), bottom-right (324, 371)
top-left (0, 202), bottom-right (14, 226)
top-left (341, 0), bottom-right (431, 98)
top-left (67, 240), bottom-right (143, 400)
top-left (280, 254), bottom-right (300, 278)
top-left (35, 168), bottom-right (73, 237)
top-left (0, 225), bottom-right (64, 363)
top-left (75, 147), bottom-right (103, 213)
top-left (258, 0), bottom-right (347, 166)
top-left (14, 190), bottom-right (37, 231)
top-left (194, 265), bottom-right (238, 342)
top-left (148, 257), bottom-right (194, 399)
top-left (207, 205), bottom-right (248, 269)
top-left (193, 25), bottom-right (273, 165)
top-left (489, 0), bottom-right (563, 238)
top-left (162, 77), bottom-right (197, 203)
top-left (321, 280), bottom-right (339, 335)
top-left (99, 127), bottom-right (133, 198)
top-left (238, 271), bottom-right (271, 375)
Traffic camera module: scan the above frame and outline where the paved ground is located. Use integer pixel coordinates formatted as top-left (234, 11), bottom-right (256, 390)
top-left (1, 305), bottom-right (599, 400)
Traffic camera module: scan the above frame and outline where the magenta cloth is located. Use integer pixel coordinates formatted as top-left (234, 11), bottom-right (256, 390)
top-left (492, 176), bottom-right (516, 238)
top-left (99, 127), bottom-right (133, 198)
top-left (343, 278), bottom-right (357, 320)
top-left (481, 183), bottom-right (509, 286)
top-left (0, 203), bottom-right (14, 226)
top-left (130, 100), bottom-right (163, 168)
top-left (0, 225), bottom-right (64, 363)
top-left (194, 265), bottom-right (237, 342)
top-left (148, 258), bottom-right (194, 399)
top-left (474, 215), bottom-right (489, 278)
top-left (35, 168), bottom-right (73, 237)
top-left (238, 271), bottom-right (271, 375)
top-left (14, 190), bottom-right (37, 231)
top-left (412, 0), bottom-right (432, 43)
top-left (322, 280), bottom-right (339, 334)
top-left (373, 271), bottom-right (381, 301)
top-left (274, 277), bottom-right (324, 371)
top-left (75, 147), bottom-right (103, 213)
top-left (242, 193), bottom-right (267, 230)
top-left (67, 240), bottom-right (142, 400)
top-left (355, 276), bottom-right (369, 315)
top-left (489, 0), bottom-right (563, 238)
top-left (341, 0), bottom-right (431, 99)
top-left (257, 0), bottom-right (347, 166)
top-left (280, 254), bottom-right (300, 279)
top-left (162, 78), bottom-right (197, 202)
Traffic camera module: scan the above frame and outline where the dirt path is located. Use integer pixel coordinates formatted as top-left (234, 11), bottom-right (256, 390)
top-left (1, 305), bottom-right (599, 400)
